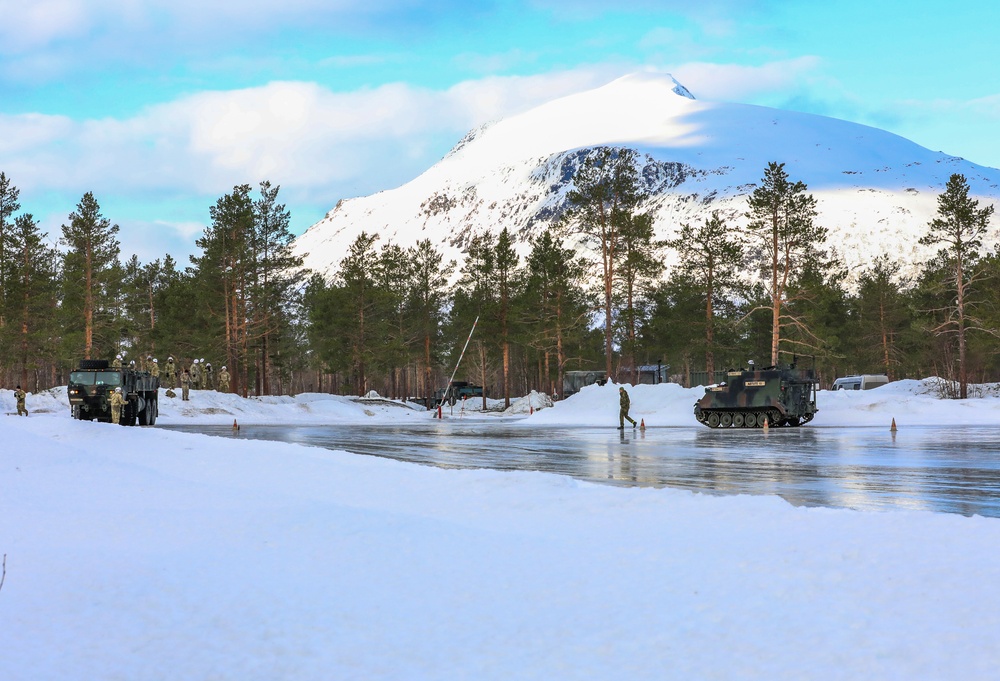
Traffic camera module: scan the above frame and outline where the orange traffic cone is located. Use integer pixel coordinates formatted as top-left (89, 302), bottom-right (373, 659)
top-left (762, 417), bottom-right (769, 432)
top-left (640, 418), bottom-right (646, 430)
top-left (233, 419), bottom-right (239, 431)
top-left (530, 406), bottom-right (534, 415)
top-left (891, 418), bottom-right (897, 432)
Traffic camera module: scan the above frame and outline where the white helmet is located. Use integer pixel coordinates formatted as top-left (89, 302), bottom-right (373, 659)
top-left (193, 359), bottom-right (199, 364)
top-left (200, 358), bottom-right (205, 363)
top-left (221, 366), bottom-right (226, 370)
top-left (116, 354), bottom-right (122, 359)
top-left (115, 387), bottom-right (121, 393)
top-left (153, 358), bottom-right (158, 363)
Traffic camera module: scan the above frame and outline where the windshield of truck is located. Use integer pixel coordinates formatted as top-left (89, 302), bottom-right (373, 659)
top-left (70, 371), bottom-right (122, 386)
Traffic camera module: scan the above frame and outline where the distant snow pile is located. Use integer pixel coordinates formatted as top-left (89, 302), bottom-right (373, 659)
top-left (504, 390), bottom-right (554, 415)
top-left (522, 378), bottom-right (1000, 428)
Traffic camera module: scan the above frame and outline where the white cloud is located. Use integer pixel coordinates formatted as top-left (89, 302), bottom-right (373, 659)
top-left (2, 67), bottom-right (628, 199)
top-left (0, 0), bottom-right (92, 54)
top-left (668, 57), bottom-right (824, 102)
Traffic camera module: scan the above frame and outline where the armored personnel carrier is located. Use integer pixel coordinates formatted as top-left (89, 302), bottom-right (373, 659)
top-left (693, 364), bottom-right (818, 428)
top-left (67, 359), bottom-right (160, 425)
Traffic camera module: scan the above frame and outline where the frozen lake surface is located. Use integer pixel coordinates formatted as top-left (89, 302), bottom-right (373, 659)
top-left (164, 422), bottom-right (1000, 518)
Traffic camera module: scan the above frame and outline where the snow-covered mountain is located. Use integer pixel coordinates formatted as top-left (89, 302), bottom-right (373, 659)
top-left (293, 72), bottom-right (1000, 283)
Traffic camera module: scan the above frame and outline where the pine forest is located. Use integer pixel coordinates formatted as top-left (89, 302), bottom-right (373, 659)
top-left (1, 148), bottom-right (998, 402)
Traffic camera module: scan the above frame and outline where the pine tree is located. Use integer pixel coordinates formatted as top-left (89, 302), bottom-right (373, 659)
top-left (523, 228), bottom-right (591, 398)
top-left (8, 213), bottom-right (59, 388)
top-left (0, 172), bottom-right (21, 339)
top-left (406, 239), bottom-right (453, 401)
top-left (745, 162), bottom-right (829, 366)
top-left (251, 181), bottom-right (305, 394)
top-left (566, 146), bottom-right (647, 378)
top-left (60, 192), bottom-right (121, 360)
top-left (616, 211), bottom-right (664, 380)
top-left (374, 241), bottom-right (412, 397)
top-left (918, 173), bottom-right (996, 398)
top-left (855, 256), bottom-right (911, 380)
top-left (193, 184), bottom-right (254, 395)
top-left (494, 228), bottom-right (521, 408)
top-left (338, 231), bottom-right (384, 394)
top-left (664, 211), bottom-right (743, 378)
top-left (453, 231), bottom-right (499, 409)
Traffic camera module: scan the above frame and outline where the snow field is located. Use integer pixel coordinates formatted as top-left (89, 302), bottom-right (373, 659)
top-left (2, 379), bottom-right (1000, 679)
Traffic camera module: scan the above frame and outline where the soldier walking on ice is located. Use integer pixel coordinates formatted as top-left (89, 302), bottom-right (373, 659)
top-left (14, 385), bottom-right (28, 416)
top-left (618, 386), bottom-right (637, 429)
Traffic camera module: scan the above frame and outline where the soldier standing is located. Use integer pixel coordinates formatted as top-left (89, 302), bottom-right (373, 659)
top-left (205, 362), bottom-right (214, 390)
top-left (180, 369), bottom-right (191, 401)
top-left (110, 387), bottom-right (126, 425)
top-left (165, 356), bottom-right (176, 389)
top-left (618, 386), bottom-right (637, 429)
top-left (218, 366), bottom-right (231, 393)
top-left (14, 385), bottom-right (28, 416)
top-left (150, 358), bottom-right (160, 379)
top-left (112, 354), bottom-right (123, 369)
top-left (190, 359), bottom-right (201, 390)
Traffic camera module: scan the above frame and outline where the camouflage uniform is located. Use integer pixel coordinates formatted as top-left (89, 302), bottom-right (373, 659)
top-left (180, 370), bottom-right (191, 401)
top-left (14, 386), bottom-right (28, 416)
top-left (150, 358), bottom-right (160, 379)
top-left (205, 362), bottom-right (214, 390)
top-left (110, 389), bottom-right (126, 425)
top-left (218, 367), bottom-right (230, 393)
top-left (112, 355), bottom-right (123, 369)
top-left (190, 360), bottom-right (202, 390)
top-left (165, 357), bottom-right (176, 389)
top-left (619, 387), bottom-right (637, 429)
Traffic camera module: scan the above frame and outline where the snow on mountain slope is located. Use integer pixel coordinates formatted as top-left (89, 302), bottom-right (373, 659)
top-left (293, 72), bottom-right (1000, 283)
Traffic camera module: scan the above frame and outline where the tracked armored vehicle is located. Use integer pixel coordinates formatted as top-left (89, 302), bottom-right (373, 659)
top-left (67, 359), bottom-right (160, 425)
top-left (694, 365), bottom-right (818, 428)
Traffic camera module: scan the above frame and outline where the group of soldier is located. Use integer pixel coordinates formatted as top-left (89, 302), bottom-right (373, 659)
top-left (112, 353), bottom-right (231, 400)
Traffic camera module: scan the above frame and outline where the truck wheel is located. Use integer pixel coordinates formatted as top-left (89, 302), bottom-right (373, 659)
top-left (733, 413), bottom-right (745, 427)
top-left (720, 412), bottom-right (733, 427)
top-left (707, 412), bottom-right (720, 428)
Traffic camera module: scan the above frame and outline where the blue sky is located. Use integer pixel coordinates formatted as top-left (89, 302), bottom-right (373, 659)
top-left (2, 0), bottom-right (998, 262)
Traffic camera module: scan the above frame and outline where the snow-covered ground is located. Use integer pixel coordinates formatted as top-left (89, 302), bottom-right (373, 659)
top-left (2, 380), bottom-right (1000, 680)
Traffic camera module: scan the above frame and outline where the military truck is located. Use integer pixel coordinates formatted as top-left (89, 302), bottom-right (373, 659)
top-left (693, 364), bottom-right (818, 428)
top-left (67, 359), bottom-right (160, 425)
top-left (435, 380), bottom-right (485, 406)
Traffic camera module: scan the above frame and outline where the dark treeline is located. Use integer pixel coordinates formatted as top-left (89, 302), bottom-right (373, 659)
top-left (2, 151), bottom-right (998, 400)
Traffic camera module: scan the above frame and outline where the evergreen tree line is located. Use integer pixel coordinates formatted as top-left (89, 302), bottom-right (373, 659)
top-left (2, 151), bottom-right (998, 401)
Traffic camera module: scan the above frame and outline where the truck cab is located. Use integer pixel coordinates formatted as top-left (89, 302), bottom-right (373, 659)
top-left (68, 359), bottom-right (160, 425)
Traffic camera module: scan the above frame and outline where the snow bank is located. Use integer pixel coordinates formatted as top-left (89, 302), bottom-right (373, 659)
top-left (1, 386), bottom-right (432, 425)
top-left (523, 378), bottom-right (1000, 428)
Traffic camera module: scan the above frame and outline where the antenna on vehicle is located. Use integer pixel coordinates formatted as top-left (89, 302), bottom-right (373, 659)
top-left (436, 315), bottom-right (479, 412)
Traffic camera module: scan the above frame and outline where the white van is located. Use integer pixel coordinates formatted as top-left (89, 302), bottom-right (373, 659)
top-left (831, 374), bottom-right (889, 391)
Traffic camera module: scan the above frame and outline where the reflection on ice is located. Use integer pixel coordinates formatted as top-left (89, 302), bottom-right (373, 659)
top-left (162, 423), bottom-right (1000, 518)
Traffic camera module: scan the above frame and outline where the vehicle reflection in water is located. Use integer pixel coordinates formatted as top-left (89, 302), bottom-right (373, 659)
top-left (161, 422), bottom-right (1000, 518)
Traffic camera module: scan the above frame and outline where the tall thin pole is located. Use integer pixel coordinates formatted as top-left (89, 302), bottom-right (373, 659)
top-left (437, 315), bottom-right (479, 408)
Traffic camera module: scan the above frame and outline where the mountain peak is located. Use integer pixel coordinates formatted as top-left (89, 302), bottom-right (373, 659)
top-left (610, 71), bottom-right (696, 100)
